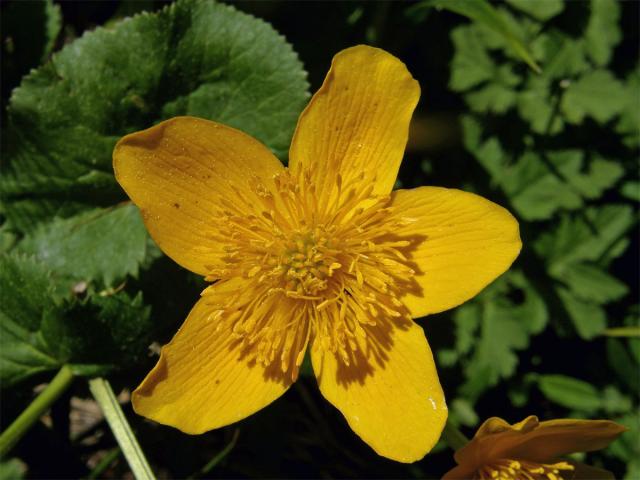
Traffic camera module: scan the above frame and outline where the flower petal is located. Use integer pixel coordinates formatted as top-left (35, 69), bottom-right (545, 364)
top-left (451, 416), bottom-right (626, 476)
top-left (113, 116), bottom-right (284, 276)
top-left (389, 187), bottom-right (521, 317)
top-left (310, 320), bottom-right (447, 463)
top-left (289, 45), bottom-right (419, 200)
top-left (506, 418), bottom-right (627, 462)
top-left (131, 280), bottom-right (293, 433)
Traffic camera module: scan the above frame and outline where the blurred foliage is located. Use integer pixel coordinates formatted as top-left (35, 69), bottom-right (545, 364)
top-left (0, 0), bottom-right (637, 478)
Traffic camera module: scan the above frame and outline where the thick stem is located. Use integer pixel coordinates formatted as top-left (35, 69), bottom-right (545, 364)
top-left (0, 365), bottom-right (74, 456)
top-left (88, 377), bottom-right (154, 480)
top-left (441, 420), bottom-right (469, 451)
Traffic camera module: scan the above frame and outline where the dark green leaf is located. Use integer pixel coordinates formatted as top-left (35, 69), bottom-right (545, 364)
top-left (606, 338), bottom-right (639, 392)
top-left (2, 0), bottom-right (309, 232)
top-left (41, 292), bottom-right (152, 374)
top-left (17, 204), bottom-right (148, 292)
top-left (0, 253), bottom-right (153, 386)
top-left (0, 254), bottom-right (60, 386)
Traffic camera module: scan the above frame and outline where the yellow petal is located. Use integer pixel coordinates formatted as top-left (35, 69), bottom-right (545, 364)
top-left (131, 280), bottom-right (293, 433)
top-left (289, 45), bottom-right (419, 201)
top-left (113, 116), bottom-right (284, 276)
top-left (310, 320), bottom-right (447, 463)
top-left (389, 187), bottom-right (521, 317)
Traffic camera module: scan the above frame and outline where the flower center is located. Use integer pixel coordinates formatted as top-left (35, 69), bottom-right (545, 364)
top-left (202, 168), bottom-right (419, 379)
top-left (280, 229), bottom-right (341, 298)
top-left (477, 459), bottom-right (575, 480)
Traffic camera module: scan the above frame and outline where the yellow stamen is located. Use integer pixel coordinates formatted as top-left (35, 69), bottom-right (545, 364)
top-left (475, 458), bottom-right (575, 480)
top-left (204, 169), bottom-right (419, 375)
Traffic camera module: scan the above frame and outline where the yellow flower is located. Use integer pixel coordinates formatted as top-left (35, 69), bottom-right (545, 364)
top-left (443, 416), bottom-right (626, 479)
top-left (113, 45), bottom-right (521, 462)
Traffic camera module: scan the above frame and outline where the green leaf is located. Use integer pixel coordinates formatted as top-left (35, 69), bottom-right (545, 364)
top-left (609, 411), bottom-right (640, 469)
top-left (449, 398), bottom-right (478, 427)
top-left (0, 254), bottom-right (60, 386)
top-left (606, 338), bottom-right (640, 392)
top-left (430, 0), bottom-right (540, 72)
top-left (0, 253), bottom-right (153, 386)
top-left (41, 292), bottom-right (152, 375)
top-left (506, 0), bottom-right (564, 21)
top-left (557, 287), bottom-right (607, 339)
top-left (2, 0), bottom-right (309, 233)
top-left (535, 205), bottom-right (635, 266)
top-left (17, 205), bottom-right (148, 292)
top-left (0, 458), bottom-right (27, 480)
top-left (459, 271), bottom-right (548, 399)
top-left (553, 262), bottom-right (628, 304)
top-left (601, 386), bottom-right (632, 414)
top-left (537, 374), bottom-right (601, 413)
top-left (449, 25), bottom-right (495, 91)
top-left (517, 77), bottom-right (564, 135)
top-left (537, 32), bottom-right (589, 80)
top-left (561, 70), bottom-right (627, 124)
top-left (621, 181), bottom-right (640, 202)
top-left (616, 70), bottom-right (640, 148)
top-left (465, 65), bottom-right (520, 114)
top-left (486, 150), bottom-right (583, 221)
top-left (584, 0), bottom-right (621, 67)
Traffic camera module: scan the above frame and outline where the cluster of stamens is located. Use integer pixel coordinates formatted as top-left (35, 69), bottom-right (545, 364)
top-left (476, 459), bottom-right (575, 480)
top-left (200, 166), bottom-right (419, 379)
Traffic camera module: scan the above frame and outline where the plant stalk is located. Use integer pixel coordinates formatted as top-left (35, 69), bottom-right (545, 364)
top-left (88, 377), bottom-right (154, 480)
top-left (441, 420), bottom-right (469, 451)
top-left (0, 365), bottom-right (74, 457)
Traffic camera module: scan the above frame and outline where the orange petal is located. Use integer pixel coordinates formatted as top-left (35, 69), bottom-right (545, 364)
top-left (388, 187), bottom-right (521, 317)
top-left (113, 116), bottom-right (284, 276)
top-left (132, 280), bottom-right (294, 433)
top-left (452, 416), bottom-right (626, 475)
top-left (289, 45), bottom-right (419, 203)
top-left (310, 320), bottom-right (447, 463)
top-left (507, 418), bottom-right (627, 462)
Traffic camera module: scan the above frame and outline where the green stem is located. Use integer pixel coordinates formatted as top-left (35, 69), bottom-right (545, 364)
top-left (0, 365), bottom-right (74, 457)
top-left (87, 447), bottom-right (121, 479)
top-left (193, 429), bottom-right (240, 478)
top-left (441, 420), bottom-right (469, 451)
top-left (88, 378), bottom-right (154, 480)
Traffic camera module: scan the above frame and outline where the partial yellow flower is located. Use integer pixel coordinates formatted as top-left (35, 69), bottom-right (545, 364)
top-left (112, 45), bottom-right (521, 462)
top-left (443, 416), bottom-right (626, 479)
